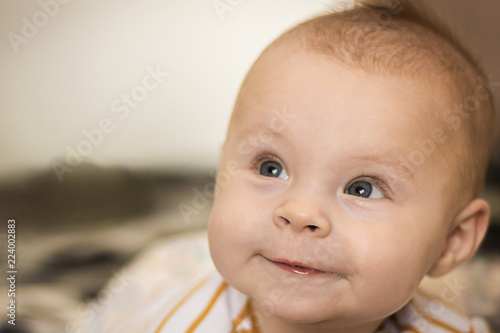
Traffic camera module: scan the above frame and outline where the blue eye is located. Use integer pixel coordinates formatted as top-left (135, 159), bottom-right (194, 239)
top-left (345, 180), bottom-right (385, 199)
top-left (258, 160), bottom-right (289, 180)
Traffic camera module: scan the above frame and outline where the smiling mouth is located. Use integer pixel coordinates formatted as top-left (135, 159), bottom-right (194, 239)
top-left (266, 257), bottom-right (328, 276)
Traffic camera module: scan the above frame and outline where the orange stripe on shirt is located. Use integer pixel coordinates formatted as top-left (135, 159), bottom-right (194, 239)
top-left (410, 299), bottom-right (466, 333)
top-left (248, 300), bottom-right (262, 333)
top-left (185, 281), bottom-right (228, 333)
top-left (416, 288), bottom-right (470, 320)
top-left (232, 299), bottom-right (250, 332)
top-left (154, 276), bottom-right (210, 333)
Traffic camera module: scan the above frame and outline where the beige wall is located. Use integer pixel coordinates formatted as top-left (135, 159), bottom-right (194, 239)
top-left (1, 0), bottom-right (498, 181)
top-left (430, 0), bottom-right (500, 163)
top-left (0, 0), bottom-right (331, 181)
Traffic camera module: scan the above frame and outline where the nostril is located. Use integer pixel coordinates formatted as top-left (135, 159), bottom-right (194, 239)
top-left (277, 216), bottom-right (291, 227)
top-left (307, 225), bottom-right (318, 231)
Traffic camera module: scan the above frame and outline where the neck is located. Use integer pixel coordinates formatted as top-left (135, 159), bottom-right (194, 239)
top-left (250, 300), bottom-right (384, 333)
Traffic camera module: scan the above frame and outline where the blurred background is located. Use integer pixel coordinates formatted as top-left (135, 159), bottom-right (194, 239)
top-left (0, 0), bottom-right (499, 332)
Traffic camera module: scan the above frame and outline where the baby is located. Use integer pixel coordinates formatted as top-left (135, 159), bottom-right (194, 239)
top-left (81, 1), bottom-right (496, 332)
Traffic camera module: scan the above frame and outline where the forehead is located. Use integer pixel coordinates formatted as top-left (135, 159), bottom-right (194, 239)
top-left (230, 51), bottom-right (438, 149)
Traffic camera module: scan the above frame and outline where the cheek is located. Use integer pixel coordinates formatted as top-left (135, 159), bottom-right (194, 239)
top-left (208, 182), bottom-right (277, 294)
top-left (208, 183), bottom-right (265, 267)
top-left (348, 215), bottom-right (444, 299)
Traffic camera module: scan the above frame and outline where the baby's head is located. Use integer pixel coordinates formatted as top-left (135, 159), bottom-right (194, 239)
top-left (208, 2), bottom-right (495, 331)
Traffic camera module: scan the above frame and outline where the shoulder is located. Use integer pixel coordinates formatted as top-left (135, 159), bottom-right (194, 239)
top-left (78, 229), bottom-right (226, 332)
top-left (385, 289), bottom-right (493, 333)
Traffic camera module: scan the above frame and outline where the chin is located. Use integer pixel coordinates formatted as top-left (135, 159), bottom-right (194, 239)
top-left (265, 302), bottom-right (386, 333)
top-left (255, 295), bottom-right (338, 324)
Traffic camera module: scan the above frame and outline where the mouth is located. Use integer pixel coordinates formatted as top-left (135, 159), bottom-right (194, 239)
top-left (266, 257), bottom-right (328, 276)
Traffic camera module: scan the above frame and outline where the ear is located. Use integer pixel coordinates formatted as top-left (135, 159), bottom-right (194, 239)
top-left (427, 198), bottom-right (490, 277)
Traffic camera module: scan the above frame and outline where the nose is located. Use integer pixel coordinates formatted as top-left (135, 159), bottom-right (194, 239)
top-left (273, 192), bottom-right (332, 237)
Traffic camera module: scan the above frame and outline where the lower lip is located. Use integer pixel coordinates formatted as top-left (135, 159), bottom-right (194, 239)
top-left (270, 260), bottom-right (325, 276)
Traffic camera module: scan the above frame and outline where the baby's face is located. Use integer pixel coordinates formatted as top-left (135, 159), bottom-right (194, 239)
top-left (208, 50), bottom-right (455, 329)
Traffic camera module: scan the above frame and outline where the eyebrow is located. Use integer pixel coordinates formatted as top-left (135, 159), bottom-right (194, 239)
top-left (236, 126), bottom-right (416, 181)
top-left (343, 153), bottom-right (417, 182)
top-left (236, 125), bottom-right (286, 144)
